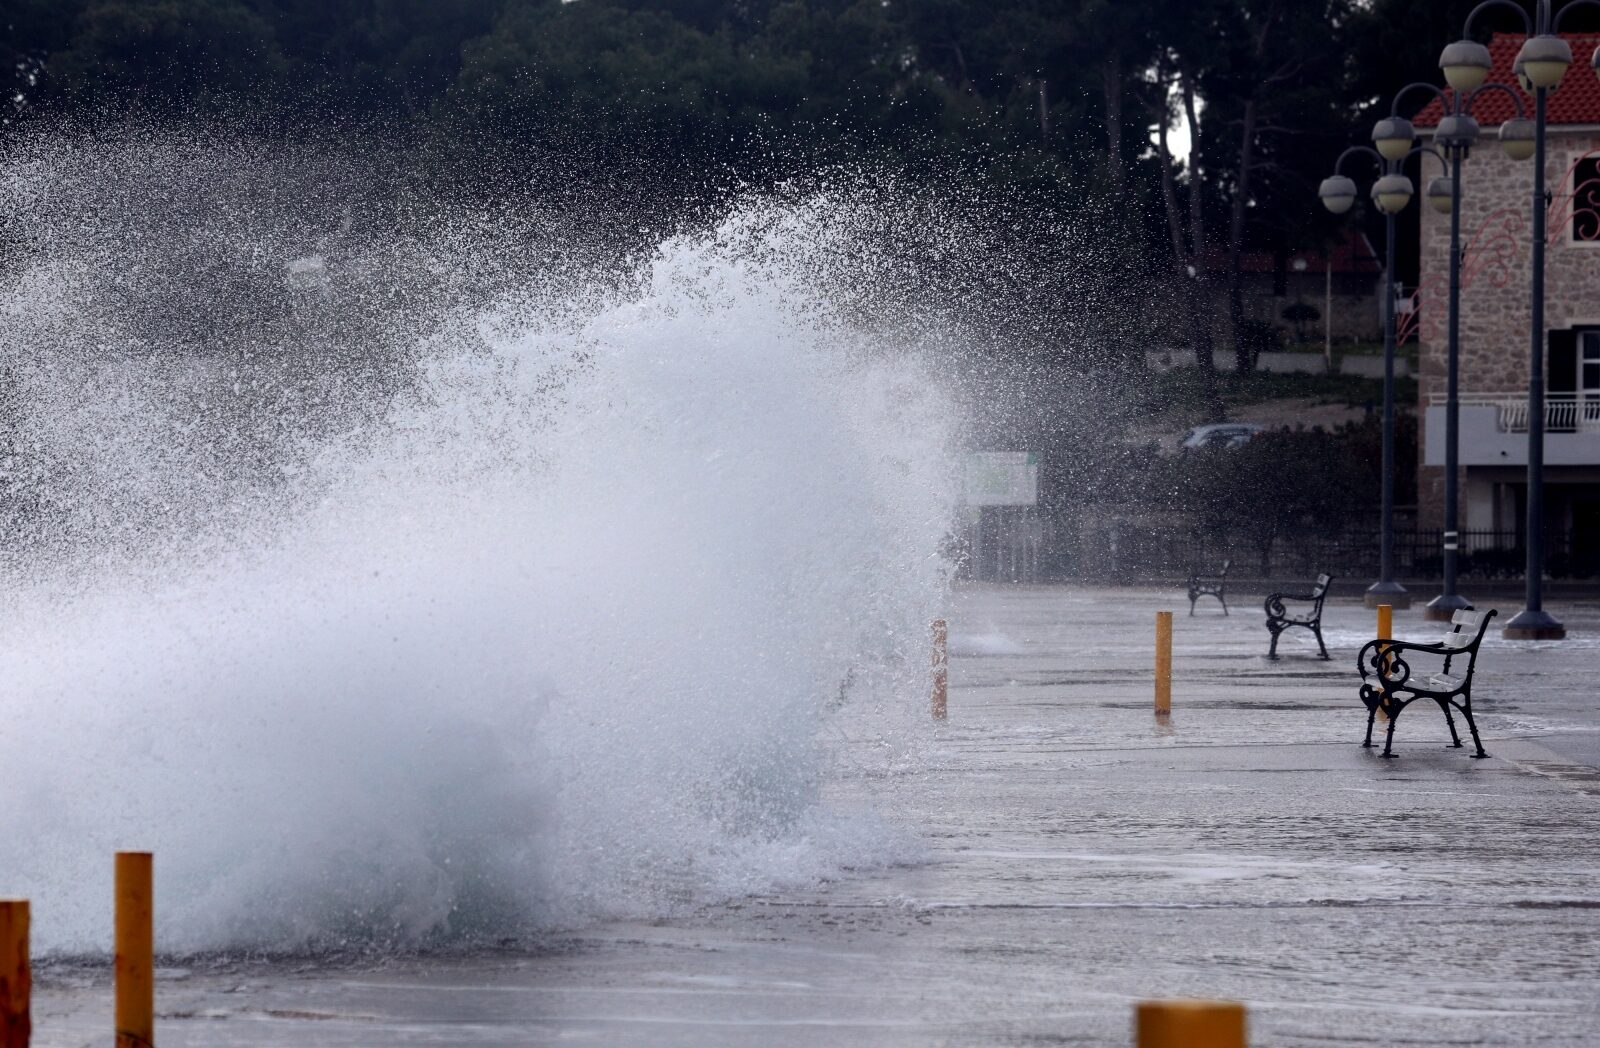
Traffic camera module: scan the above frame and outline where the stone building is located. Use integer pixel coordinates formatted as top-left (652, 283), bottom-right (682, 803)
top-left (1412, 31), bottom-right (1600, 571)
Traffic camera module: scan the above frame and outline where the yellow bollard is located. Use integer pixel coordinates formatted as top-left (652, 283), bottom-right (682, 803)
top-left (0, 900), bottom-right (28, 1048)
top-left (1376, 603), bottom-right (1393, 722)
top-left (115, 852), bottom-right (153, 1048)
top-left (1135, 998), bottom-right (1247, 1048)
top-left (1155, 611), bottom-right (1173, 716)
top-left (931, 619), bottom-right (948, 720)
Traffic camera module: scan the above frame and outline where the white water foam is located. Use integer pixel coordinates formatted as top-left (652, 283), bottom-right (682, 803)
top-left (0, 135), bottom-right (959, 954)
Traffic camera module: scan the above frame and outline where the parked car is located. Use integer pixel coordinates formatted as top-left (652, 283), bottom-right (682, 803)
top-left (1179, 423), bottom-right (1265, 450)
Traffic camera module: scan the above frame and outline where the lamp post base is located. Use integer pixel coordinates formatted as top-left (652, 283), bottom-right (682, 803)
top-left (1503, 608), bottom-right (1566, 641)
top-left (1423, 592), bottom-right (1473, 622)
top-left (1364, 580), bottom-right (1411, 609)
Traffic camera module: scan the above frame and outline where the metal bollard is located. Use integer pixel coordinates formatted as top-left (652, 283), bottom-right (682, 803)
top-left (0, 900), bottom-right (28, 1048)
top-left (1135, 998), bottom-right (1246, 1048)
top-left (931, 619), bottom-right (948, 720)
top-left (115, 852), bottom-right (153, 1048)
top-left (1155, 611), bottom-right (1173, 715)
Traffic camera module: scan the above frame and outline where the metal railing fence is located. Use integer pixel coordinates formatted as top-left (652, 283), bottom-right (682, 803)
top-left (1099, 526), bottom-right (1591, 583)
top-left (1428, 392), bottom-right (1600, 432)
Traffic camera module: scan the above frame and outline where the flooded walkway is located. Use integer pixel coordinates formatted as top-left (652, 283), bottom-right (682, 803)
top-left (31, 585), bottom-right (1600, 1046)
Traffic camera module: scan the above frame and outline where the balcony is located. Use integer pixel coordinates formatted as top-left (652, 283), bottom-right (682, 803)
top-left (1424, 393), bottom-right (1600, 467)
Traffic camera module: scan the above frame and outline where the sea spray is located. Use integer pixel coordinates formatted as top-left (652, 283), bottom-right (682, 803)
top-left (0, 133), bottom-right (958, 953)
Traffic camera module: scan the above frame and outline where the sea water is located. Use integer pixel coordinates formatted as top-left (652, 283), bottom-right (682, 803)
top-left (0, 132), bottom-right (958, 954)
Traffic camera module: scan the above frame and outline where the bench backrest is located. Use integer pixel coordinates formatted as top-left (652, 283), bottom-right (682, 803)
top-left (1442, 608), bottom-right (1496, 670)
top-left (1311, 573), bottom-right (1333, 603)
top-left (1190, 558), bottom-right (1232, 580)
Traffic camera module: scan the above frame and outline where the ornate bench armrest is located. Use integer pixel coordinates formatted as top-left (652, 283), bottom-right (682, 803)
top-left (1357, 638), bottom-right (1414, 689)
top-left (1265, 593), bottom-right (1317, 619)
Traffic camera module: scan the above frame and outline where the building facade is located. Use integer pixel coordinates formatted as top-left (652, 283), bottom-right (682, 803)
top-left (1413, 32), bottom-right (1600, 572)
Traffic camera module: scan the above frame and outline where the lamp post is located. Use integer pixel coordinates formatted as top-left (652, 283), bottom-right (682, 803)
top-left (1373, 82), bottom-right (1530, 622)
top-left (1319, 139), bottom-right (1424, 609)
top-left (1443, 0), bottom-right (1600, 640)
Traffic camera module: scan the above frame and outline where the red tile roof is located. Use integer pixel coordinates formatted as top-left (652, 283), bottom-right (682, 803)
top-left (1414, 33), bottom-right (1600, 127)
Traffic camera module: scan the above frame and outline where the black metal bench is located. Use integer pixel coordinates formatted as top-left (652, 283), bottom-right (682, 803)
top-left (1186, 558), bottom-right (1231, 615)
top-left (1264, 573), bottom-right (1333, 659)
top-left (1357, 608), bottom-right (1496, 759)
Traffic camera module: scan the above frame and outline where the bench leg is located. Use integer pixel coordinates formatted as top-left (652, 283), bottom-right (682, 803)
top-left (1362, 700), bottom-right (1377, 748)
top-left (1435, 698), bottom-right (1463, 748)
top-left (1267, 627), bottom-right (1280, 659)
top-left (1312, 622), bottom-right (1330, 660)
top-left (1188, 593), bottom-right (1197, 616)
top-left (1380, 699), bottom-right (1401, 757)
top-left (1221, 594), bottom-right (1229, 617)
top-left (1456, 698), bottom-right (1490, 759)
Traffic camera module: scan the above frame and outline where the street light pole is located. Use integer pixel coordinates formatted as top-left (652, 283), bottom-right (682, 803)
top-left (1445, 0), bottom-right (1600, 638)
top-left (1417, 81), bottom-right (1525, 620)
top-left (1324, 74), bottom-right (1539, 613)
top-left (1373, 201), bottom-right (1407, 609)
top-left (1440, 140), bottom-right (1469, 617)
top-left (1509, 74), bottom-right (1563, 638)
top-left (1319, 142), bottom-right (1421, 609)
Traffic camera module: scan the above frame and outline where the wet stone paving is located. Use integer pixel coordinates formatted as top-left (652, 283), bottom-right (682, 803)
top-left (30, 584), bottom-right (1600, 1046)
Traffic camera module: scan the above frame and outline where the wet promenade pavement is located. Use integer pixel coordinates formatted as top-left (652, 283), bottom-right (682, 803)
top-left (30, 585), bottom-right (1600, 1046)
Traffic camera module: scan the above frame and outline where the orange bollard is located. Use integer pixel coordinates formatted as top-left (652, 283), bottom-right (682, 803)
top-left (931, 619), bottom-right (948, 720)
top-left (1376, 604), bottom-right (1393, 722)
top-left (1155, 611), bottom-right (1173, 716)
top-left (0, 900), bottom-right (28, 1048)
top-left (1135, 998), bottom-right (1247, 1048)
top-left (115, 852), bottom-right (153, 1048)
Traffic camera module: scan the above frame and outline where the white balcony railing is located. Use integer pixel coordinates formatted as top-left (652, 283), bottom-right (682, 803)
top-left (1426, 392), bottom-right (1600, 433)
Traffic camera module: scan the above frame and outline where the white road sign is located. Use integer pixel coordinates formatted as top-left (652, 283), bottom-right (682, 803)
top-left (964, 452), bottom-right (1039, 506)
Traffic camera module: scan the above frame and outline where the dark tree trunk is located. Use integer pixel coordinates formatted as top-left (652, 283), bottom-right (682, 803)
top-left (1157, 82), bottom-right (1224, 424)
top-left (1180, 75), bottom-right (1222, 398)
top-left (1183, 76), bottom-right (1205, 288)
top-left (1100, 53), bottom-right (1123, 195)
top-left (1228, 2), bottom-right (1283, 375)
top-left (1228, 95), bottom-right (1258, 374)
top-left (949, 42), bottom-right (971, 90)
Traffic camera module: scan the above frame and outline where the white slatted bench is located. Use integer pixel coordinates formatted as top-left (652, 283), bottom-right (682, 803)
top-left (1264, 573), bottom-right (1333, 659)
top-left (1356, 608), bottom-right (1497, 759)
top-left (1186, 558), bottom-right (1232, 616)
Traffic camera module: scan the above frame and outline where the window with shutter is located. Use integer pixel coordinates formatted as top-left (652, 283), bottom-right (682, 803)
top-left (1583, 331), bottom-right (1600, 432)
top-left (1550, 329), bottom-right (1578, 433)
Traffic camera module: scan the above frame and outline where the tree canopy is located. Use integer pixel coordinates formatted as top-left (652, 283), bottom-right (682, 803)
top-left (2, 0), bottom-right (1505, 372)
